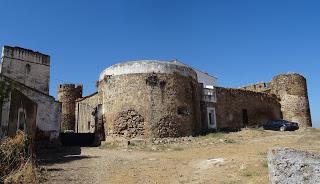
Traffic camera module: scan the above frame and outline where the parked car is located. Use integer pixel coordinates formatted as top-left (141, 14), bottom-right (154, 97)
top-left (263, 120), bottom-right (299, 131)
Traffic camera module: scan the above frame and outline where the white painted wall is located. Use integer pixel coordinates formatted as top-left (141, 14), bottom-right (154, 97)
top-left (99, 60), bottom-right (198, 81)
top-left (195, 69), bottom-right (217, 88)
top-left (170, 60), bottom-right (218, 88)
top-left (10, 79), bottom-right (61, 139)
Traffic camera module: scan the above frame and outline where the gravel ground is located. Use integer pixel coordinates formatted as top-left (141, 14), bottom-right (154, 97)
top-left (38, 128), bottom-right (320, 184)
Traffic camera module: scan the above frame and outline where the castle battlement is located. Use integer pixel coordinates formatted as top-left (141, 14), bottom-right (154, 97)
top-left (1, 45), bottom-right (50, 66)
top-left (58, 84), bottom-right (83, 91)
top-left (241, 82), bottom-right (270, 93)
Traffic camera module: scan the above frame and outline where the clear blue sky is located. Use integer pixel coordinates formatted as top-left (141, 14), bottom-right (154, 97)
top-left (0, 0), bottom-right (319, 127)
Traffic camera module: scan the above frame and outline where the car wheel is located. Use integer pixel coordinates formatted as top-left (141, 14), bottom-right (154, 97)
top-left (280, 126), bottom-right (286, 131)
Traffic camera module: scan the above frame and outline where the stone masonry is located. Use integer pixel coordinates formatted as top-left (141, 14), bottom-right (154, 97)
top-left (242, 73), bottom-right (312, 128)
top-left (63, 60), bottom-right (313, 140)
top-left (58, 84), bottom-right (83, 131)
top-left (1, 46), bottom-right (50, 94)
top-left (98, 61), bottom-right (202, 139)
top-left (270, 73), bottom-right (312, 127)
top-left (215, 87), bottom-right (281, 130)
top-left (0, 46), bottom-right (61, 140)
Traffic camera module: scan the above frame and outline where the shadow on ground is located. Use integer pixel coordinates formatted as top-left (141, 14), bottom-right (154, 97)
top-left (36, 146), bottom-right (99, 166)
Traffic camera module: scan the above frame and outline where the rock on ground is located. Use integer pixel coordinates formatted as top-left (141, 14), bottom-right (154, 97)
top-left (268, 147), bottom-right (320, 184)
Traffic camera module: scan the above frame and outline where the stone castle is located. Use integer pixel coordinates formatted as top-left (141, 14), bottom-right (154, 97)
top-left (0, 46), bottom-right (60, 140)
top-left (59, 60), bottom-right (312, 141)
top-left (0, 46), bottom-right (312, 142)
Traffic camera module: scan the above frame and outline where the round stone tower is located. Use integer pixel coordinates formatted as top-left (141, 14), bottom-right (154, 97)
top-left (58, 84), bottom-right (83, 131)
top-left (98, 60), bottom-right (202, 139)
top-left (270, 73), bottom-right (312, 128)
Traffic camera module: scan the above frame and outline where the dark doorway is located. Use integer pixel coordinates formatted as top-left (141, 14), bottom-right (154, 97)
top-left (242, 109), bottom-right (248, 127)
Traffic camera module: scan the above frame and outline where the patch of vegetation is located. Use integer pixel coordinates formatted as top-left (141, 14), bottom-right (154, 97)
top-left (241, 169), bottom-right (260, 177)
top-left (222, 181), bottom-right (239, 184)
top-left (169, 145), bottom-right (184, 151)
top-left (0, 131), bottom-right (37, 183)
top-left (4, 160), bottom-right (36, 184)
top-left (99, 141), bottom-right (125, 150)
top-left (200, 132), bottom-right (226, 139)
top-left (0, 80), bottom-right (11, 102)
top-left (262, 160), bottom-right (269, 168)
top-left (224, 138), bottom-right (237, 144)
top-left (256, 127), bottom-right (266, 132)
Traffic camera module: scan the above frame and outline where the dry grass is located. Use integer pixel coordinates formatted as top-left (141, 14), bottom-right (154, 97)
top-left (4, 159), bottom-right (37, 184)
top-left (40, 128), bottom-right (320, 184)
top-left (0, 131), bottom-right (37, 184)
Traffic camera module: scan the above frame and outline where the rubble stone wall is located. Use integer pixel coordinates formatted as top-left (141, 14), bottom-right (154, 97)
top-left (241, 82), bottom-right (271, 93)
top-left (58, 84), bottom-right (83, 131)
top-left (99, 71), bottom-right (201, 139)
top-left (270, 74), bottom-right (312, 127)
top-left (215, 87), bottom-right (281, 129)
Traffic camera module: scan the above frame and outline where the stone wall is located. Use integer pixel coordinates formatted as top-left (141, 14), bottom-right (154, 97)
top-left (270, 74), bottom-right (312, 127)
top-left (215, 87), bottom-right (281, 129)
top-left (58, 84), bottom-right (83, 131)
top-left (239, 73), bottom-right (312, 128)
top-left (75, 92), bottom-right (101, 133)
top-left (0, 76), bottom-right (61, 140)
top-left (99, 72), bottom-right (201, 139)
top-left (1, 46), bottom-right (50, 94)
top-left (241, 82), bottom-right (270, 93)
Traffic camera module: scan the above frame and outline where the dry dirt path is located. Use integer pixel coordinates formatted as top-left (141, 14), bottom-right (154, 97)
top-left (39, 129), bottom-right (320, 184)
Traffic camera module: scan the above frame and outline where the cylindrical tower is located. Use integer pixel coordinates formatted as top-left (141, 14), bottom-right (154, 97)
top-left (58, 84), bottom-right (83, 131)
top-left (270, 73), bottom-right (312, 128)
top-left (98, 60), bottom-right (202, 139)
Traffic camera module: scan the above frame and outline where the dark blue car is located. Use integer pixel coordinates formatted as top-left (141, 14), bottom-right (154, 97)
top-left (263, 120), bottom-right (299, 131)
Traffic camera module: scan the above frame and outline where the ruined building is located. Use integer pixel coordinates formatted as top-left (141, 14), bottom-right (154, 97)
top-left (58, 60), bottom-right (312, 141)
top-left (0, 45), bottom-right (311, 142)
top-left (0, 46), bottom-right (61, 140)
top-left (241, 73), bottom-right (312, 127)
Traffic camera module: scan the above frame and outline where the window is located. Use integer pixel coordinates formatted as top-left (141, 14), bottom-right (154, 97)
top-left (17, 108), bottom-right (27, 133)
top-left (207, 107), bottom-right (217, 129)
top-left (25, 64), bottom-right (31, 75)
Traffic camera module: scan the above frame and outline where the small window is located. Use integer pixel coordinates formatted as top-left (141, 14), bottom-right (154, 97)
top-left (207, 108), bottom-right (216, 129)
top-left (25, 64), bottom-right (31, 74)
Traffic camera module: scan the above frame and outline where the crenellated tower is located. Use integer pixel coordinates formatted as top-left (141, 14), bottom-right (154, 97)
top-left (58, 84), bottom-right (83, 131)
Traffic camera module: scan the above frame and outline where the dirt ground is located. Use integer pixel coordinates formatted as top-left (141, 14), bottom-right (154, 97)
top-left (38, 128), bottom-right (320, 184)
